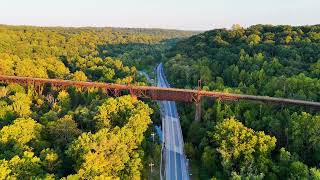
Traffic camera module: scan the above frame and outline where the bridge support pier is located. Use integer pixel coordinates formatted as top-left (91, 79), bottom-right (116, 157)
top-left (130, 94), bottom-right (138, 100)
top-left (195, 79), bottom-right (202, 122)
top-left (195, 101), bottom-right (201, 122)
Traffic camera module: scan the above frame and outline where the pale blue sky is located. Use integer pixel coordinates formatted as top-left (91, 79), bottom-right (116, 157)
top-left (0, 0), bottom-right (319, 30)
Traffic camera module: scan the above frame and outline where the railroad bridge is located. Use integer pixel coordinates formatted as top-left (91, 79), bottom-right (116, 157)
top-left (0, 75), bottom-right (319, 121)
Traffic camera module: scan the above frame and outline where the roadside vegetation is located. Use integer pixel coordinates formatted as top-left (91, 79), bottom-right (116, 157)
top-left (164, 24), bottom-right (320, 179)
top-left (0, 25), bottom-right (196, 179)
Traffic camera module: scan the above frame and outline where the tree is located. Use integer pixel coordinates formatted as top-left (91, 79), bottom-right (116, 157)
top-left (246, 34), bottom-right (261, 45)
top-left (9, 92), bottom-right (32, 117)
top-left (310, 59), bottom-right (320, 77)
top-left (232, 24), bottom-right (243, 31)
top-left (310, 168), bottom-right (320, 180)
top-left (39, 57), bottom-right (70, 78)
top-left (67, 95), bottom-right (152, 179)
top-left (0, 100), bottom-right (14, 126)
top-left (0, 118), bottom-right (42, 148)
top-left (0, 54), bottom-right (14, 75)
top-left (0, 160), bottom-right (10, 180)
top-left (47, 115), bottom-right (81, 147)
top-left (289, 112), bottom-right (320, 165)
top-left (202, 147), bottom-right (221, 178)
top-left (72, 71), bottom-right (88, 81)
top-left (56, 90), bottom-right (71, 114)
top-left (184, 142), bottom-right (197, 160)
top-left (40, 148), bottom-right (61, 173)
top-left (2, 151), bottom-right (49, 179)
top-left (66, 129), bottom-right (131, 179)
top-left (277, 147), bottom-right (293, 178)
top-left (15, 59), bottom-right (48, 78)
top-left (94, 95), bottom-right (152, 130)
top-left (289, 161), bottom-right (309, 180)
top-left (210, 117), bottom-right (276, 176)
top-left (284, 35), bottom-right (293, 44)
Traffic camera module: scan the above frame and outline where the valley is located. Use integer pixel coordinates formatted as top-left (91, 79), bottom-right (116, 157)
top-left (0, 24), bottom-right (319, 179)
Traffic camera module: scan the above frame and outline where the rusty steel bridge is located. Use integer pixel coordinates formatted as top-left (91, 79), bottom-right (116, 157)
top-left (0, 75), bottom-right (320, 110)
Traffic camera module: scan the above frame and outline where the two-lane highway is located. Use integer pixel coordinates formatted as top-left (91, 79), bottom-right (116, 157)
top-left (157, 63), bottom-right (189, 180)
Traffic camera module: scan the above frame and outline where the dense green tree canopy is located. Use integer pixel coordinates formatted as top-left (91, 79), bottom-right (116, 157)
top-left (164, 24), bottom-right (320, 179)
top-left (66, 95), bottom-right (152, 179)
top-left (211, 118), bottom-right (276, 177)
top-left (0, 25), bottom-right (185, 179)
top-left (0, 85), bottom-right (155, 179)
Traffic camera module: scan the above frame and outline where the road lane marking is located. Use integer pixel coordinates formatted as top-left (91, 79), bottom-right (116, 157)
top-left (158, 64), bottom-right (189, 180)
top-left (161, 70), bottom-right (178, 179)
top-left (168, 101), bottom-right (179, 180)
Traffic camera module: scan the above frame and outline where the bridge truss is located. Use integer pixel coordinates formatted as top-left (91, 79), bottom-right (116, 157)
top-left (0, 75), bottom-right (319, 112)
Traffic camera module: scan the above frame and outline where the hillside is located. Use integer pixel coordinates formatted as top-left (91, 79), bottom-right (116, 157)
top-left (0, 25), bottom-right (198, 79)
top-left (0, 25), bottom-right (197, 179)
top-left (164, 25), bottom-right (320, 179)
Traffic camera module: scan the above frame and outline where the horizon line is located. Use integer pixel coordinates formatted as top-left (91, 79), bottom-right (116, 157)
top-left (1, 23), bottom-right (319, 32)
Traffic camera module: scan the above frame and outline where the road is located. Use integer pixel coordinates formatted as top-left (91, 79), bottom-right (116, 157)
top-left (157, 63), bottom-right (189, 180)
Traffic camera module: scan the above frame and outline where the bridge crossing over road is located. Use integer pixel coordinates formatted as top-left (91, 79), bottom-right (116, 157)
top-left (0, 74), bottom-right (320, 109)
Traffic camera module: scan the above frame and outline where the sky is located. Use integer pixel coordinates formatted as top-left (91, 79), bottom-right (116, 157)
top-left (0, 0), bottom-right (319, 31)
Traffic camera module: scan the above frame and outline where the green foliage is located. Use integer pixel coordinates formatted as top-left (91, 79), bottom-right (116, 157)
top-left (47, 115), bottom-right (81, 147)
top-left (201, 147), bottom-right (220, 177)
top-left (9, 92), bottom-right (32, 117)
top-left (0, 24), bottom-right (194, 179)
top-left (0, 160), bottom-right (10, 180)
top-left (166, 25), bottom-right (320, 101)
top-left (289, 161), bottom-right (309, 180)
top-left (72, 71), bottom-right (88, 81)
top-left (39, 148), bottom-right (61, 173)
top-left (246, 34), bottom-right (261, 45)
top-left (310, 168), bottom-right (320, 180)
top-left (0, 117), bottom-right (42, 147)
top-left (211, 118), bottom-right (276, 176)
top-left (0, 151), bottom-right (49, 179)
top-left (0, 25), bottom-right (196, 81)
top-left (0, 89), bottom-right (154, 178)
top-left (56, 90), bottom-right (71, 114)
top-left (165, 24), bottom-right (320, 179)
top-left (66, 96), bottom-right (152, 179)
top-left (94, 95), bottom-right (153, 129)
top-left (0, 100), bottom-right (14, 127)
top-left (289, 112), bottom-right (320, 164)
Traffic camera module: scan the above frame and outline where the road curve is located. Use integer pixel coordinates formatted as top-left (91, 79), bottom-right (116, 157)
top-left (157, 63), bottom-right (189, 180)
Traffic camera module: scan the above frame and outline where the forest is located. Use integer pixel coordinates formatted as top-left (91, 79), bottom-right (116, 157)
top-left (1, 23), bottom-right (320, 180)
top-left (0, 25), bottom-right (196, 179)
top-left (164, 24), bottom-right (320, 179)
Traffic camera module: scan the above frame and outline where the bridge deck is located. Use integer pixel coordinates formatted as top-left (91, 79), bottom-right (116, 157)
top-left (0, 75), bottom-right (319, 108)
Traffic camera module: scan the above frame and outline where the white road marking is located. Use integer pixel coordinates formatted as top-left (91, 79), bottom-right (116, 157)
top-left (157, 64), bottom-right (189, 180)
